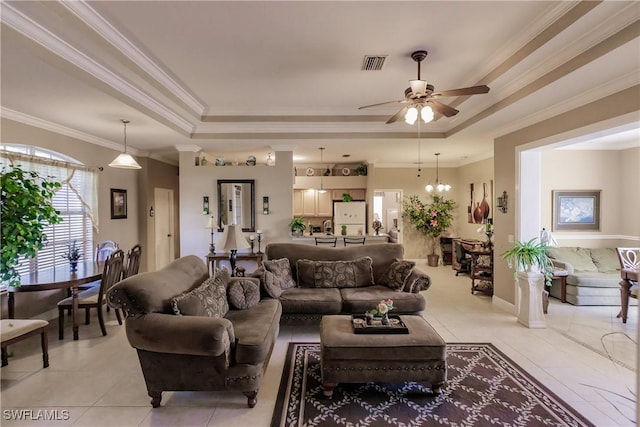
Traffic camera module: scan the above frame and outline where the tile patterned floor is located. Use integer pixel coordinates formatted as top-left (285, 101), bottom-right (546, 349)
top-left (1, 262), bottom-right (637, 426)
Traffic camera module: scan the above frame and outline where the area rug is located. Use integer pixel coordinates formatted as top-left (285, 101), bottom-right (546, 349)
top-left (271, 342), bottom-right (594, 427)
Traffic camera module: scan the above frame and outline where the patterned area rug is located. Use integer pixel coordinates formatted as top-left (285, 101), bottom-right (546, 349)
top-left (271, 343), bottom-right (594, 427)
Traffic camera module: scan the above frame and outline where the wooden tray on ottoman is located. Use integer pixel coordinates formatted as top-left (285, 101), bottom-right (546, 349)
top-left (351, 314), bottom-right (408, 334)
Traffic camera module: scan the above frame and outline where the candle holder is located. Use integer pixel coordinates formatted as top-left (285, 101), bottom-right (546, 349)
top-left (250, 240), bottom-right (255, 254)
top-left (257, 232), bottom-right (263, 254)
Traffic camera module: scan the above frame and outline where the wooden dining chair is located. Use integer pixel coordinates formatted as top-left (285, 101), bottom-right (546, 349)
top-left (616, 247), bottom-right (639, 323)
top-left (95, 240), bottom-right (119, 263)
top-left (123, 244), bottom-right (142, 279)
top-left (57, 249), bottom-right (124, 339)
top-left (315, 237), bottom-right (337, 247)
top-left (343, 236), bottom-right (366, 246)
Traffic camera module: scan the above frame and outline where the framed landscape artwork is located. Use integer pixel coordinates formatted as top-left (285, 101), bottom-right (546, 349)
top-left (110, 188), bottom-right (127, 219)
top-left (552, 190), bottom-right (600, 231)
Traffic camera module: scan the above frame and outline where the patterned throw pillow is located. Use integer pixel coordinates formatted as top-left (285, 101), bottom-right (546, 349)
top-left (379, 259), bottom-right (416, 291)
top-left (228, 279), bottom-right (260, 309)
top-left (297, 257), bottom-right (374, 288)
top-left (262, 270), bottom-right (283, 298)
top-left (262, 258), bottom-right (296, 289)
top-left (171, 268), bottom-right (230, 317)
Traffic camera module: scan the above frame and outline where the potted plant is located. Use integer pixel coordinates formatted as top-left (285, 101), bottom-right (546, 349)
top-left (342, 193), bottom-right (353, 202)
top-left (403, 195), bottom-right (455, 267)
top-left (341, 225), bottom-right (347, 236)
top-left (289, 217), bottom-right (306, 237)
top-left (355, 163), bottom-right (367, 176)
top-left (502, 238), bottom-right (553, 328)
top-left (62, 240), bottom-right (81, 272)
top-left (1, 165), bottom-right (62, 287)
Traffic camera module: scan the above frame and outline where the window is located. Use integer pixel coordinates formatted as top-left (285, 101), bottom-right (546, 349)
top-left (1, 145), bottom-right (98, 279)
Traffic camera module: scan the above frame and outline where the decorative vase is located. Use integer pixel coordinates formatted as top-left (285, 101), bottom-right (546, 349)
top-left (517, 270), bottom-right (547, 329)
top-left (70, 261), bottom-right (78, 272)
top-left (381, 314), bottom-right (390, 325)
top-left (427, 254), bottom-right (439, 267)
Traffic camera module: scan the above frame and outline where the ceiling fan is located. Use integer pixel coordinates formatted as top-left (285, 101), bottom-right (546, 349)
top-left (358, 50), bottom-right (490, 124)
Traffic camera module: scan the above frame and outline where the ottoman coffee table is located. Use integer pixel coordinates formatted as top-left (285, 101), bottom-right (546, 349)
top-left (319, 315), bottom-right (446, 398)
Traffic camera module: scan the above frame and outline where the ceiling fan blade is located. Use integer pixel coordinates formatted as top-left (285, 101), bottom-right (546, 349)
top-left (428, 100), bottom-right (459, 117)
top-left (358, 99), bottom-right (406, 110)
top-left (386, 105), bottom-right (409, 124)
top-left (431, 85), bottom-right (490, 98)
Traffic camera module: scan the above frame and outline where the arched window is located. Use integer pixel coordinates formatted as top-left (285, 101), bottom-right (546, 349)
top-left (1, 145), bottom-right (98, 278)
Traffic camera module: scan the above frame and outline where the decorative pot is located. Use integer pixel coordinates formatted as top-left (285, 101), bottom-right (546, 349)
top-left (427, 254), bottom-right (439, 267)
top-left (517, 270), bottom-right (547, 329)
top-left (69, 261), bottom-right (78, 272)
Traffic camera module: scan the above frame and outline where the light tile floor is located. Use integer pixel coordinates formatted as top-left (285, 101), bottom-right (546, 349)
top-left (1, 262), bottom-right (637, 426)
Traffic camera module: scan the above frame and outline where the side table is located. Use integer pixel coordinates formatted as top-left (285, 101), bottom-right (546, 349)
top-left (205, 252), bottom-right (262, 277)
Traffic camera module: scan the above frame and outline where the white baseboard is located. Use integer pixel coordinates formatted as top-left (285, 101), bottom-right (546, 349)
top-left (492, 295), bottom-right (516, 315)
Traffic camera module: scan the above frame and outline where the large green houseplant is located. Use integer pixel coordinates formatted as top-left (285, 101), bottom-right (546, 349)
top-left (502, 238), bottom-right (554, 286)
top-left (1, 165), bottom-right (62, 287)
top-left (403, 195), bottom-right (455, 266)
top-left (289, 217), bottom-right (306, 237)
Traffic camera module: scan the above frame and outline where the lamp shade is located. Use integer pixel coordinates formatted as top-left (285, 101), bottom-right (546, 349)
top-left (108, 153), bottom-right (141, 169)
top-left (221, 224), bottom-right (251, 251)
top-left (205, 216), bottom-right (216, 229)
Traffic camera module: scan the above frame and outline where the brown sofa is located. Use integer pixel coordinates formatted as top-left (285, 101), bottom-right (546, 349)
top-left (106, 255), bottom-right (281, 408)
top-left (260, 243), bottom-right (430, 322)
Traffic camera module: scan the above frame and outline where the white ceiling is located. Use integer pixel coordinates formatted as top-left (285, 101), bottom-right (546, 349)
top-left (1, 1), bottom-right (639, 167)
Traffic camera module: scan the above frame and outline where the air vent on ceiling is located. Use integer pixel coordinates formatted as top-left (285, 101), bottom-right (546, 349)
top-left (361, 55), bottom-right (387, 71)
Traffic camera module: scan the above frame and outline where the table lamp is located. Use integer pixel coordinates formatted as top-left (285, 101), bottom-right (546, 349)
top-left (221, 224), bottom-right (251, 275)
top-left (205, 216), bottom-right (217, 254)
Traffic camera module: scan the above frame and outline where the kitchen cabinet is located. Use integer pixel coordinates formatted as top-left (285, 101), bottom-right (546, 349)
top-left (332, 189), bottom-right (366, 201)
top-left (293, 189), bottom-right (333, 217)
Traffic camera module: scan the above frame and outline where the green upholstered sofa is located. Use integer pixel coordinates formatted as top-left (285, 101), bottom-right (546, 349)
top-left (259, 243), bottom-right (430, 322)
top-left (547, 247), bottom-right (629, 306)
top-left (106, 255), bottom-right (281, 408)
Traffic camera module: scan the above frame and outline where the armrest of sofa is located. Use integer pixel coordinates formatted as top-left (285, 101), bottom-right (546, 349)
top-left (551, 260), bottom-right (574, 275)
top-left (125, 312), bottom-right (234, 359)
top-left (404, 267), bottom-right (431, 293)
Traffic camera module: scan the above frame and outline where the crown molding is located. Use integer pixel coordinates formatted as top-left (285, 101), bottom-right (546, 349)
top-left (0, 107), bottom-right (145, 156)
top-left (0, 3), bottom-right (194, 134)
top-left (174, 145), bottom-right (203, 152)
top-left (60, 1), bottom-right (206, 117)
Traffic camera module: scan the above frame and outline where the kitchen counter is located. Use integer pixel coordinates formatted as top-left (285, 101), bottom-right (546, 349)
top-left (291, 234), bottom-right (390, 245)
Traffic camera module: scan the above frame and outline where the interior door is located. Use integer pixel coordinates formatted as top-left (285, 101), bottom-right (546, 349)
top-left (154, 188), bottom-right (175, 270)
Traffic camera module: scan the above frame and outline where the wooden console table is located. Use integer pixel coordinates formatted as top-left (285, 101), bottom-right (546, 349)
top-left (206, 252), bottom-right (262, 277)
top-left (468, 248), bottom-right (493, 296)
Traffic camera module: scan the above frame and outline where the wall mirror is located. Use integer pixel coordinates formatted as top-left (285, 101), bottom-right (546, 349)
top-left (217, 179), bottom-right (255, 232)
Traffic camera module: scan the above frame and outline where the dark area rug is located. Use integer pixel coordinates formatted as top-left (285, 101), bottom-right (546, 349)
top-left (271, 342), bottom-right (594, 427)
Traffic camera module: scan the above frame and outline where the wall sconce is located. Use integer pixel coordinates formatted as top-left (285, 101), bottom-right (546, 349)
top-left (263, 196), bottom-right (269, 215)
top-left (497, 191), bottom-right (508, 213)
top-left (203, 196), bottom-right (210, 215)
top-left (149, 206), bottom-right (155, 217)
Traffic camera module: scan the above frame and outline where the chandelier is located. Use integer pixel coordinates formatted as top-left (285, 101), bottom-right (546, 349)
top-left (109, 119), bottom-right (141, 169)
top-left (425, 153), bottom-right (451, 192)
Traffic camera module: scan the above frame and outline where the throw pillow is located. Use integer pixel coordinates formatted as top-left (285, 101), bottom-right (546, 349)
top-left (297, 257), bottom-right (374, 288)
top-left (262, 270), bottom-right (283, 298)
top-left (589, 248), bottom-right (619, 273)
top-left (379, 259), bottom-right (416, 291)
top-left (262, 258), bottom-right (296, 289)
top-left (171, 268), bottom-right (230, 317)
top-left (227, 279), bottom-right (261, 310)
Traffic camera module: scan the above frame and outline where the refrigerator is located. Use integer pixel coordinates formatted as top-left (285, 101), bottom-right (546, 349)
top-left (334, 202), bottom-right (366, 236)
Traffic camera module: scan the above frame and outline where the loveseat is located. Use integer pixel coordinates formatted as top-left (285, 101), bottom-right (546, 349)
top-left (106, 255), bottom-right (281, 408)
top-left (258, 243), bottom-right (430, 322)
top-left (547, 247), bottom-right (630, 306)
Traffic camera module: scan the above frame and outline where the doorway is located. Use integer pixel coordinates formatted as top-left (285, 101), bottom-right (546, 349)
top-left (154, 188), bottom-right (175, 270)
top-left (373, 190), bottom-right (402, 242)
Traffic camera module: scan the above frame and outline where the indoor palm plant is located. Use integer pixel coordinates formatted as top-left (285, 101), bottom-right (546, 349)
top-left (403, 195), bottom-right (455, 266)
top-left (502, 238), bottom-right (553, 328)
top-left (1, 165), bottom-right (62, 286)
top-left (289, 217), bottom-right (306, 237)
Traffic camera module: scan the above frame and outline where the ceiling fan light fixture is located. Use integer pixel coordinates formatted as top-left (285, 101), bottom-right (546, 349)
top-left (405, 106), bottom-right (418, 124)
top-left (421, 106), bottom-right (434, 123)
top-left (109, 119), bottom-right (141, 170)
top-left (409, 79), bottom-right (427, 96)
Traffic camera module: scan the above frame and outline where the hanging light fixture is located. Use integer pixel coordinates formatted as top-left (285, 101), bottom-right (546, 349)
top-left (318, 147), bottom-right (327, 193)
top-left (425, 153), bottom-right (451, 193)
top-left (109, 119), bottom-right (141, 169)
top-left (405, 104), bottom-right (434, 125)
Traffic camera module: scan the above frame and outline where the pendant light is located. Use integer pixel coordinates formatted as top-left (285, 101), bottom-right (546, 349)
top-left (425, 153), bottom-right (451, 192)
top-left (318, 147), bottom-right (327, 193)
top-left (109, 119), bottom-right (141, 169)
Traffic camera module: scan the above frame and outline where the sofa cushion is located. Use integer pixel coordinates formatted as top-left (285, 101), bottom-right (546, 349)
top-left (295, 257), bottom-right (374, 288)
top-left (224, 299), bottom-right (281, 365)
top-left (262, 258), bottom-right (296, 290)
top-left (589, 248), bottom-right (619, 273)
top-left (171, 268), bottom-right (230, 317)
top-left (378, 259), bottom-right (415, 291)
top-left (228, 279), bottom-right (260, 310)
top-left (340, 286), bottom-right (426, 314)
top-left (262, 270), bottom-right (283, 298)
top-left (547, 247), bottom-right (598, 272)
top-left (566, 272), bottom-right (621, 288)
top-left (278, 287), bottom-right (342, 314)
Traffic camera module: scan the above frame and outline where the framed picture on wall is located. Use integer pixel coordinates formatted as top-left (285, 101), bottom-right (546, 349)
top-left (110, 188), bottom-right (127, 219)
top-left (552, 190), bottom-right (600, 231)
top-left (467, 180), bottom-right (493, 224)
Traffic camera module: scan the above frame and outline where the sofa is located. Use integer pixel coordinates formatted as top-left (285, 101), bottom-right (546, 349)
top-left (547, 247), bottom-right (630, 306)
top-left (106, 255), bottom-right (281, 408)
top-left (258, 243), bottom-right (430, 322)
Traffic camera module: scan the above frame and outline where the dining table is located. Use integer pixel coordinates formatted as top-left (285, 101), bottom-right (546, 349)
top-left (619, 267), bottom-right (639, 324)
top-left (8, 261), bottom-right (103, 340)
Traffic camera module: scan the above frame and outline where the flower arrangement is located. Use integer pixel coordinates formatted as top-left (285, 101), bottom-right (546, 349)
top-left (61, 240), bottom-right (81, 262)
top-left (372, 219), bottom-right (383, 235)
top-left (403, 194), bottom-right (455, 254)
top-left (368, 299), bottom-right (394, 317)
